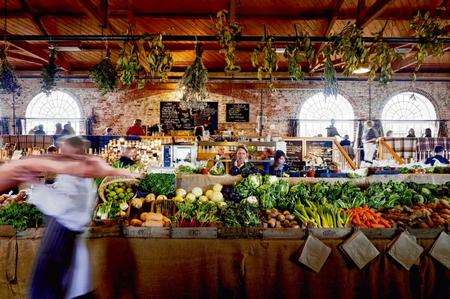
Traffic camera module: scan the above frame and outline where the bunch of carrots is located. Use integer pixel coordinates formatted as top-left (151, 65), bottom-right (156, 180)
top-left (347, 206), bottom-right (392, 228)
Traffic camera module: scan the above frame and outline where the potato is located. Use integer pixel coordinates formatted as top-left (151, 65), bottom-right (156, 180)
top-left (145, 194), bottom-right (156, 203)
top-left (283, 211), bottom-right (290, 216)
top-left (268, 219), bottom-right (276, 228)
top-left (275, 221), bottom-right (281, 228)
top-left (292, 225), bottom-right (300, 229)
top-left (146, 212), bottom-right (163, 222)
top-left (263, 222), bottom-right (268, 228)
top-left (142, 220), bottom-right (164, 227)
top-left (282, 220), bottom-right (290, 227)
top-left (285, 214), bottom-right (295, 221)
top-left (269, 212), bottom-right (278, 218)
top-left (277, 214), bottom-right (285, 222)
top-left (140, 212), bottom-right (149, 221)
top-left (130, 219), bottom-right (143, 227)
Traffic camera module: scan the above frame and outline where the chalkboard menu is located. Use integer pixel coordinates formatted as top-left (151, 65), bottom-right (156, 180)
top-left (160, 102), bottom-right (218, 131)
top-left (226, 103), bottom-right (250, 122)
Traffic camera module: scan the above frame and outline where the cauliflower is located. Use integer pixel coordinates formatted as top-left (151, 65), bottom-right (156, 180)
top-left (244, 196), bottom-right (258, 205)
top-left (173, 195), bottom-right (184, 202)
top-left (264, 175), bottom-right (279, 185)
top-left (192, 187), bottom-right (203, 198)
top-left (205, 189), bottom-right (214, 199)
top-left (247, 174), bottom-right (263, 189)
top-left (211, 191), bottom-right (224, 202)
top-left (185, 193), bottom-right (196, 202)
top-left (176, 189), bottom-right (187, 197)
top-left (199, 195), bottom-right (209, 202)
top-left (212, 183), bottom-right (223, 193)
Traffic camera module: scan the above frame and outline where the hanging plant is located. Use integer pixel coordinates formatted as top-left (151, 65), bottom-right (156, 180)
top-left (213, 10), bottom-right (242, 73)
top-left (410, 11), bottom-right (444, 72)
top-left (334, 22), bottom-right (368, 76)
top-left (116, 38), bottom-right (141, 88)
top-left (322, 45), bottom-right (338, 97)
top-left (284, 26), bottom-right (314, 81)
top-left (251, 29), bottom-right (278, 90)
top-left (90, 50), bottom-right (117, 95)
top-left (41, 47), bottom-right (59, 95)
top-left (179, 43), bottom-right (208, 110)
top-left (0, 48), bottom-right (21, 95)
top-left (368, 25), bottom-right (402, 85)
top-left (142, 34), bottom-right (173, 81)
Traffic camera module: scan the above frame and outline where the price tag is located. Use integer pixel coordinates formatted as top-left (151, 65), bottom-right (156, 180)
top-left (341, 230), bottom-right (380, 269)
top-left (388, 232), bottom-right (424, 270)
top-left (429, 231), bottom-right (450, 269)
top-left (299, 235), bottom-right (331, 273)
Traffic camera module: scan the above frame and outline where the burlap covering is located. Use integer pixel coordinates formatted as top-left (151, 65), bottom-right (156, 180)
top-left (0, 234), bottom-right (448, 299)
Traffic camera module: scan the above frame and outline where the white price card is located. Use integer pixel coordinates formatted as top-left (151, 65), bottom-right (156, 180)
top-left (388, 231), bottom-right (424, 270)
top-left (341, 230), bottom-right (380, 269)
top-left (429, 231), bottom-right (450, 269)
top-left (299, 235), bottom-right (331, 273)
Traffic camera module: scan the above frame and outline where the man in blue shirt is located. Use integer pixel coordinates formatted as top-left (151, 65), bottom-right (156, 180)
top-left (425, 145), bottom-right (449, 166)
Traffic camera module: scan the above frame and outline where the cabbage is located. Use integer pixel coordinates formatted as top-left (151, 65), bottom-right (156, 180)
top-left (212, 184), bottom-right (223, 193)
top-left (192, 187), bottom-right (203, 198)
top-left (185, 193), bottom-right (196, 202)
top-left (247, 174), bottom-right (263, 188)
top-left (263, 175), bottom-right (279, 185)
top-left (176, 189), bottom-right (187, 197)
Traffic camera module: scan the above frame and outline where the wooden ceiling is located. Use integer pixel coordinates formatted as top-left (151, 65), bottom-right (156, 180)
top-left (0, 0), bottom-right (449, 78)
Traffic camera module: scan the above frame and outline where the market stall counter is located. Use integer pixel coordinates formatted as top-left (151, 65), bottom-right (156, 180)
top-left (0, 227), bottom-right (448, 299)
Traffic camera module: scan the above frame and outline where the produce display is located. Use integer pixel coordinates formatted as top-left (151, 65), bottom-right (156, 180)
top-left (0, 202), bottom-right (43, 230)
top-left (263, 209), bottom-right (300, 228)
top-left (348, 207), bottom-right (391, 228)
top-left (95, 180), bottom-right (137, 221)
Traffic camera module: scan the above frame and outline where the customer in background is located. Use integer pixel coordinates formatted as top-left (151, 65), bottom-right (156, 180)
top-left (230, 146), bottom-right (258, 176)
top-left (54, 123), bottom-right (63, 135)
top-left (126, 119), bottom-right (145, 136)
top-left (362, 120), bottom-right (379, 165)
top-left (28, 126), bottom-right (38, 135)
top-left (385, 130), bottom-right (394, 137)
top-left (425, 145), bottom-right (449, 166)
top-left (103, 127), bottom-right (113, 136)
top-left (45, 145), bottom-right (59, 184)
top-left (61, 123), bottom-right (74, 136)
top-left (34, 124), bottom-right (46, 135)
top-left (339, 135), bottom-right (351, 146)
top-left (119, 148), bottom-right (137, 167)
top-left (424, 128), bottom-right (432, 138)
top-left (269, 150), bottom-right (289, 177)
top-left (407, 128), bottom-right (416, 138)
top-left (326, 119), bottom-right (340, 137)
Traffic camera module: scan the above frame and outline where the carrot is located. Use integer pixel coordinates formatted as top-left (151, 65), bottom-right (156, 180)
top-left (372, 224), bottom-right (385, 228)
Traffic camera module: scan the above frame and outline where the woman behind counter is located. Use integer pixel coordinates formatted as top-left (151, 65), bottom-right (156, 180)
top-left (269, 150), bottom-right (290, 177)
top-left (230, 146), bottom-right (259, 176)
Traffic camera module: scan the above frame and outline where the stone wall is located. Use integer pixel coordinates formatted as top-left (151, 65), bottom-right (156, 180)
top-left (0, 79), bottom-right (448, 137)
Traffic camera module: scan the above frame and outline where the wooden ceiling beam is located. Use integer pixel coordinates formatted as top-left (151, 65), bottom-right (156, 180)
top-left (392, 47), bottom-right (450, 72)
top-left (356, 0), bottom-right (394, 28)
top-left (19, 0), bottom-right (71, 71)
top-left (76, 0), bottom-right (119, 34)
top-left (7, 53), bottom-right (44, 65)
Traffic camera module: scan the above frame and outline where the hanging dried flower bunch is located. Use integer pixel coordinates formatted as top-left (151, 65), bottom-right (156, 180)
top-left (41, 47), bottom-right (59, 95)
top-left (0, 48), bottom-right (21, 95)
top-left (90, 50), bottom-right (117, 95)
top-left (410, 11), bottom-right (444, 73)
top-left (179, 43), bottom-right (208, 110)
top-left (142, 34), bottom-right (173, 81)
top-left (213, 9), bottom-right (242, 73)
top-left (116, 36), bottom-right (141, 88)
top-left (251, 28), bottom-right (278, 90)
top-left (322, 45), bottom-right (338, 98)
top-left (367, 24), bottom-right (403, 85)
top-left (284, 25), bottom-right (315, 81)
top-left (334, 22), bottom-right (368, 76)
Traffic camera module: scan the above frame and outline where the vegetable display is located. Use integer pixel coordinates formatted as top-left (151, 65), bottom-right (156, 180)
top-left (263, 209), bottom-right (299, 228)
top-left (0, 202), bottom-right (43, 230)
top-left (139, 173), bottom-right (176, 196)
top-left (348, 206), bottom-right (391, 228)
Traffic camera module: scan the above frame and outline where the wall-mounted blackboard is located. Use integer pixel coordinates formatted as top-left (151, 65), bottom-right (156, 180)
top-left (226, 103), bottom-right (250, 122)
top-left (160, 102), bottom-right (218, 132)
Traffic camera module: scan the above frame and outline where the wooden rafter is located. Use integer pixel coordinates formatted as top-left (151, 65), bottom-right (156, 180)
top-left (356, 0), bottom-right (394, 28)
top-left (77, 0), bottom-right (119, 34)
top-left (392, 46), bottom-right (450, 72)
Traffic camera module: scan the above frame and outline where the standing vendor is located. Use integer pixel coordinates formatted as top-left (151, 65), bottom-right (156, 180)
top-left (269, 150), bottom-right (289, 177)
top-left (425, 145), bottom-right (449, 166)
top-left (230, 146), bottom-right (258, 176)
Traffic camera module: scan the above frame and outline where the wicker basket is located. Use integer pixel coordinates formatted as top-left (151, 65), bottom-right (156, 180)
top-left (98, 176), bottom-right (139, 202)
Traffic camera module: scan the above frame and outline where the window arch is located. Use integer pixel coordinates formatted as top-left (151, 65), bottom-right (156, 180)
top-left (381, 92), bottom-right (437, 137)
top-left (298, 92), bottom-right (355, 138)
top-left (25, 91), bottom-right (82, 134)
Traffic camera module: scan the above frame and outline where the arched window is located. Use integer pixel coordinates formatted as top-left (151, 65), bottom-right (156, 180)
top-left (298, 93), bottom-right (355, 138)
top-left (25, 91), bottom-right (82, 135)
top-left (381, 92), bottom-right (437, 137)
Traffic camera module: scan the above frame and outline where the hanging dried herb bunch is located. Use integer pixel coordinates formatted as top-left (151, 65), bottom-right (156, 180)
top-left (368, 26), bottom-right (402, 85)
top-left (116, 38), bottom-right (141, 88)
top-left (322, 45), bottom-right (338, 97)
top-left (179, 43), bottom-right (208, 110)
top-left (0, 48), bottom-right (21, 95)
top-left (90, 50), bottom-right (117, 95)
top-left (284, 26), bottom-right (314, 81)
top-left (213, 10), bottom-right (242, 73)
top-left (142, 34), bottom-right (173, 81)
top-left (41, 47), bottom-right (59, 95)
top-left (251, 29), bottom-right (278, 90)
top-left (334, 22), bottom-right (368, 76)
top-left (410, 11), bottom-right (444, 72)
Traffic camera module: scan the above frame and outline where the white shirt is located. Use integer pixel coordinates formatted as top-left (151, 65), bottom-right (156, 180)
top-left (29, 174), bottom-right (97, 298)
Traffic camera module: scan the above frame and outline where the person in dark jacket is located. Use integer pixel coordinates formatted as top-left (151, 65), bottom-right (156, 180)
top-left (34, 124), bottom-right (46, 135)
top-left (425, 145), bottom-right (449, 166)
top-left (424, 128), bottom-right (432, 138)
top-left (230, 146), bottom-right (258, 176)
top-left (340, 135), bottom-right (351, 146)
top-left (406, 128), bottom-right (416, 138)
top-left (269, 150), bottom-right (289, 177)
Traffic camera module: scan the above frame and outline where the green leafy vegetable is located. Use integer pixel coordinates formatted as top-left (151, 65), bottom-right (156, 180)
top-left (0, 202), bottom-right (43, 230)
top-left (139, 173), bottom-right (176, 196)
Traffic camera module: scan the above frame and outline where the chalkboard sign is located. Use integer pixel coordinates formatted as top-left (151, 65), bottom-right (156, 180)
top-left (160, 102), bottom-right (218, 132)
top-left (226, 103), bottom-right (250, 122)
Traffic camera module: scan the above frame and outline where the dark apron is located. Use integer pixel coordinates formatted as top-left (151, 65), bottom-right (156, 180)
top-left (29, 217), bottom-right (80, 299)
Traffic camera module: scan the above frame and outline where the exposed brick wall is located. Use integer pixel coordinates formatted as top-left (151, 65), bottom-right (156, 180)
top-left (0, 79), bottom-right (448, 136)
